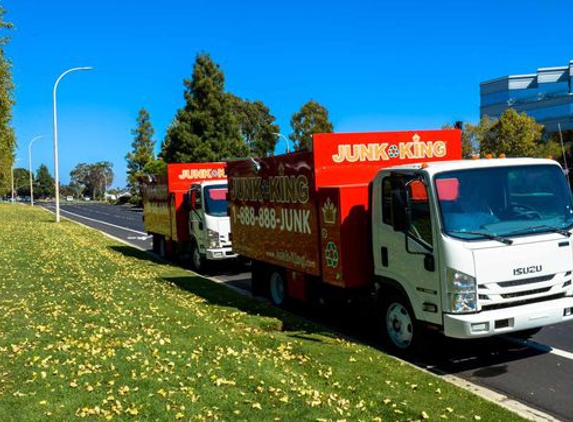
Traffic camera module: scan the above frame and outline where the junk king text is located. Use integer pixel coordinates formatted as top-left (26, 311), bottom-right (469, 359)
top-left (231, 205), bottom-right (312, 234)
top-left (332, 135), bottom-right (447, 163)
top-left (230, 174), bottom-right (310, 204)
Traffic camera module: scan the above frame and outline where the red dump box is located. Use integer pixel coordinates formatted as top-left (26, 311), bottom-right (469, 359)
top-left (143, 162), bottom-right (227, 242)
top-left (227, 130), bottom-right (462, 290)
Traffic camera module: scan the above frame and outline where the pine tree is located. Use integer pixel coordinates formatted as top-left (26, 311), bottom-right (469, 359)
top-left (126, 108), bottom-right (156, 196)
top-left (161, 53), bottom-right (248, 163)
top-left (289, 100), bottom-right (334, 151)
top-left (36, 164), bottom-right (55, 199)
top-left (0, 5), bottom-right (15, 195)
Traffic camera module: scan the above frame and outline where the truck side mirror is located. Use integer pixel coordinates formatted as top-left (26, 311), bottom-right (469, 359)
top-left (392, 183), bottom-right (410, 232)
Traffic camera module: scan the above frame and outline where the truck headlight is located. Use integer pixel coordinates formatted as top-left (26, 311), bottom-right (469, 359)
top-left (207, 229), bottom-right (220, 248)
top-left (447, 268), bottom-right (477, 313)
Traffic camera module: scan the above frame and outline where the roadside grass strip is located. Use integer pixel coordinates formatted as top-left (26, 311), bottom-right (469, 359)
top-left (0, 204), bottom-right (524, 421)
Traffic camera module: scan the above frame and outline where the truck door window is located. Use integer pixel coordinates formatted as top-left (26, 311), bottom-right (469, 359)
top-left (382, 178), bottom-right (393, 225)
top-left (382, 176), bottom-right (433, 247)
top-left (408, 181), bottom-right (433, 247)
top-left (194, 188), bottom-right (202, 208)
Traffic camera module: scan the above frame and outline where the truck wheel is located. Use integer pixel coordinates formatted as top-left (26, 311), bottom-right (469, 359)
top-left (381, 294), bottom-right (420, 353)
top-left (190, 241), bottom-right (205, 272)
top-left (269, 270), bottom-right (287, 307)
top-left (152, 234), bottom-right (160, 254)
top-left (154, 235), bottom-right (167, 258)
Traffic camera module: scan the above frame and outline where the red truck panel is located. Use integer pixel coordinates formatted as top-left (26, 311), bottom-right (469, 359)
top-left (143, 162), bottom-right (227, 242)
top-left (228, 153), bottom-right (321, 275)
top-left (318, 185), bottom-right (372, 288)
top-left (313, 130), bottom-right (462, 187)
top-left (227, 130), bottom-right (462, 286)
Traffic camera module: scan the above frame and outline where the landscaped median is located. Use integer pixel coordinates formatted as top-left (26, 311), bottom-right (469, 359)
top-left (0, 204), bottom-right (523, 421)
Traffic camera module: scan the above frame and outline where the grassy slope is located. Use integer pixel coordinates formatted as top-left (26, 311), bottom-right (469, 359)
top-left (0, 204), bottom-right (524, 421)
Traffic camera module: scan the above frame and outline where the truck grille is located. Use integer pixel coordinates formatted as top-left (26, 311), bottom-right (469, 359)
top-left (478, 271), bottom-right (571, 311)
top-left (497, 274), bottom-right (554, 288)
top-left (482, 293), bottom-right (566, 311)
top-left (501, 287), bottom-right (551, 299)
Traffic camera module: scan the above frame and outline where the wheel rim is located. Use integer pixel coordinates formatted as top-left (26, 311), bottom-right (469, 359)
top-left (386, 302), bottom-right (413, 349)
top-left (192, 246), bottom-right (202, 270)
top-left (270, 272), bottom-right (285, 305)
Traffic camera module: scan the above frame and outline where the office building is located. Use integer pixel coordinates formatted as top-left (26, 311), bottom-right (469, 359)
top-left (480, 60), bottom-right (573, 133)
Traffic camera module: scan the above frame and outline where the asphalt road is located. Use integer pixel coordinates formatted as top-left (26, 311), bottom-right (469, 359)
top-left (41, 202), bottom-right (573, 421)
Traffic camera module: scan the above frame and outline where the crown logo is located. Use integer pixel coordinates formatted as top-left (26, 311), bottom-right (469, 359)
top-left (322, 197), bottom-right (337, 224)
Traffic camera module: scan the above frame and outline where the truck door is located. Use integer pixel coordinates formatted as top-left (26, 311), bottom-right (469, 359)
top-left (374, 174), bottom-right (442, 326)
top-left (189, 185), bottom-right (206, 252)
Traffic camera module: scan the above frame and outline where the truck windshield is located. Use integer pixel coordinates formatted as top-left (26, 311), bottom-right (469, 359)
top-left (204, 185), bottom-right (228, 217)
top-left (435, 164), bottom-right (573, 241)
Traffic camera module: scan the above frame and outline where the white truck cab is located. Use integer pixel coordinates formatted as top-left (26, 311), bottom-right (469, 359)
top-left (188, 180), bottom-right (237, 270)
top-left (372, 158), bottom-right (573, 345)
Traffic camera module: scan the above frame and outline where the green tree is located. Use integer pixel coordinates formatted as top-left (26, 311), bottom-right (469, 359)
top-left (161, 53), bottom-right (247, 163)
top-left (289, 100), bottom-right (334, 151)
top-left (0, 5), bottom-right (15, 195)
top-left (70, 162), bottom-right (114, 200)
top-left (36, 164), bottom-right (54, 199)
top-left (230, 95), bottom-right (279, 157)
top-left (143, 159), bottom-right (167, 178)
top-left (479, 109), bottom-right (544, 157)
top-left (442, 122), bottom-right (484, 158)
top-left (13, 167), bottom-right (31, 196)
top-left (126, 108), bottom-right (156, 196)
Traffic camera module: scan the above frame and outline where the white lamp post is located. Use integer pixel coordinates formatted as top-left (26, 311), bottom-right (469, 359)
top-left (53, 66), bottom-right (93, 222)
top-left (272, 132), bottom-right (291, 154)
top-left (28, 135), bottom-right (43, 206)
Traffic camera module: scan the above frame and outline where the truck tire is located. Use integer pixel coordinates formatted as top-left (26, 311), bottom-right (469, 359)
top-left (269, 270), bottom-right (287, 307)
top-left (154, 235), bottom-right (167, 258)
top-left (250, 260), bottom-right (267, 297)
top-left (380, 294), bottom-right (422, 354)
top-left (152, 234), bottom-right (160, 254)
top-left (190, 241), bottom-right (205, 273)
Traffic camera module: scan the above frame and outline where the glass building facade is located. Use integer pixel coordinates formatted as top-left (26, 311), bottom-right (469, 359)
top-left (480, 60), bottom-right (573, 133)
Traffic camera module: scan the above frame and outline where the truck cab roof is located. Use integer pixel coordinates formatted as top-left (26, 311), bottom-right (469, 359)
top-left (384, 157), bottom-right (561, 177)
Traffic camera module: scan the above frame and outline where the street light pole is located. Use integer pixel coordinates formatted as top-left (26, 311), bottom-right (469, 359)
top-left (272, 132), bottom-right (291, 154)
top-left (53, 66), bottom-right (93, 222)
top-left (28, 135), bottom-right (43, 206)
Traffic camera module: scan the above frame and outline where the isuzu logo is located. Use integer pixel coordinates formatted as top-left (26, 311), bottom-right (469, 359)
top-left (513, 265), bottom-right (542, 276)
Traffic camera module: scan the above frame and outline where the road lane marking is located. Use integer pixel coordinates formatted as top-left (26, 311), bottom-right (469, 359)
top-left (48, 206), bottom-right (148, 235)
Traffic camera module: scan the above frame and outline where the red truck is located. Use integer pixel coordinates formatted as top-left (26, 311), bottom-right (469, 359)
top-left (227, 130), bottom-right (573, 352)
top-left (142, 162), bottom-right (237, 270)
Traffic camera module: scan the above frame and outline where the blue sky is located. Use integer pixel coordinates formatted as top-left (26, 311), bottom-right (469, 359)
top-left (4, 0), bottom-right (573, 187)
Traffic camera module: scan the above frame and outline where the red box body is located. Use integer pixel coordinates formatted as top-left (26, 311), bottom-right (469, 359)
top-left (143, 162), bottom-right (227, 242)
top-left (227, 130), bottom-right (461, 289)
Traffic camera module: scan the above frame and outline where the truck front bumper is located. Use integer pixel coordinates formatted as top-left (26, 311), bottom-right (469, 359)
top-left (443, 296), bottom-right (573, 339)
top-left (205, 247), bottom-right (238, 261)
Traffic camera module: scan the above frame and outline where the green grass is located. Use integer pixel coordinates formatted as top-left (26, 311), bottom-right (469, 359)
top-left (0, 204), bottom-right (524, 421)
